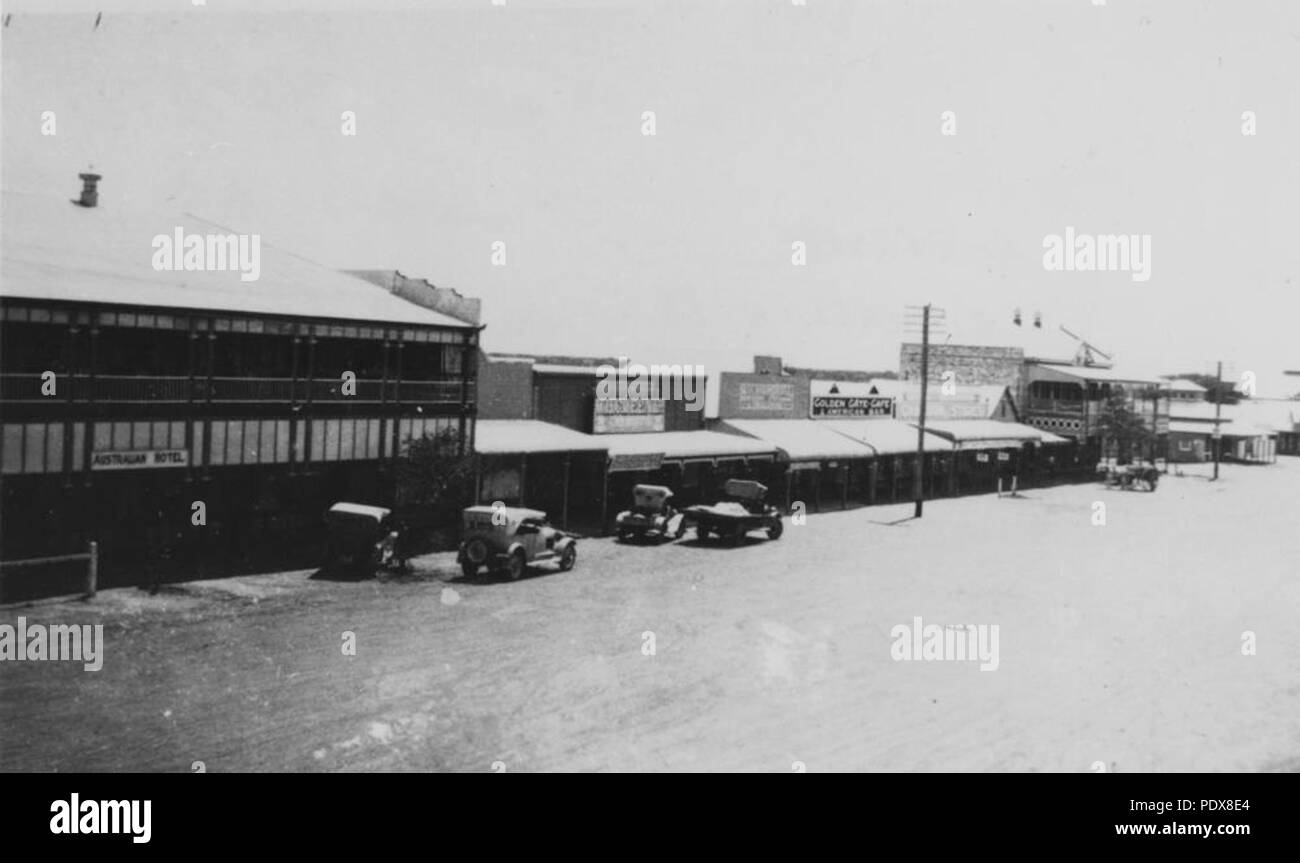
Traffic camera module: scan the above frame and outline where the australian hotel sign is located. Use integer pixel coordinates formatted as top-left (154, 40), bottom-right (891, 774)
top-left (91, 449), bottom-right (189, 470)
top-left (810, 395), bottom-right (894, 418)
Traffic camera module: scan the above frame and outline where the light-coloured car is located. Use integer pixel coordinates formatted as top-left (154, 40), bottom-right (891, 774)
top-left (457, 505), bottom-right (577, 580)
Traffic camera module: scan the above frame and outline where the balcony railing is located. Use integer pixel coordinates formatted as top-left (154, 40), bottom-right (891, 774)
top-left (1026, 398), bottom-right (1087, 415)
top-left (0, 374), bottom-right (471, 405)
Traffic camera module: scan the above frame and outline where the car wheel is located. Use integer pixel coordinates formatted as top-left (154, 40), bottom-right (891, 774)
top-left (559, 545), bottom-right (577, 572)
top-left (767, 519), bottom-right (784, 540)
top-left (506, 550), bottom-right (526, 581)
top-left (460, 560), bottom-right (477, 579)
top-left (464, 538), bottom-right (489, 565)
top-left (696, 524), bottom-right (711, 541)
top-left (730, 524), bottom-right (746, 545)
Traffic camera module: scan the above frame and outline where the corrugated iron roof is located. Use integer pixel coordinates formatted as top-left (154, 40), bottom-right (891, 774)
top-left (717, 419), bottom-right (877, 461)
top-left (1, 189), bottom-right (473, 329)
top-left (602, 430), bottom-right (777, 461)
top-left (820, 419), bottom-right (953, 455)
top-left (473, 420), bottom-right (608, 455)
top-left (919, 419), bottom-right (1049, 450)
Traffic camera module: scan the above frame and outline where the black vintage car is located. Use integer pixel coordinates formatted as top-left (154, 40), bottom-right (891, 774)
top-left (681, 479), bottom-right (784, 544)
top-left (615, 484), bottom-right (686, 542)
top-left (323, 502), bottom-right (403, 575)
top-left (1097, 461), bottom-right (1160, 492)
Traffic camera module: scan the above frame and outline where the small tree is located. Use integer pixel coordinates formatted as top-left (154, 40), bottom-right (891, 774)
top-left (393, 427), bottom-right (477, 551)
top-left (1094, 391), bottom-right (1155, 464)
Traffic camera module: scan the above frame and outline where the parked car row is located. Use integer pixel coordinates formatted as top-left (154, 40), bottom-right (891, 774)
top-left (322, 479), bottom-right (785, 580)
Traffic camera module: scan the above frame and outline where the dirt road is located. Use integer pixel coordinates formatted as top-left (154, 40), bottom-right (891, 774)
top-left (3, 460), bottom-right (1298, 772)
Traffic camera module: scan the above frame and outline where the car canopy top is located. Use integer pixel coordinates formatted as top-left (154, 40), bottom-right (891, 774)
top-left (327, 502), bottom-right (392, 522)
top-left (462, 505), bottom-right (548, 529)
top-left (724, 479), bottom-right (768, 500)
top-left (632, 485), bottom-right (674, 508)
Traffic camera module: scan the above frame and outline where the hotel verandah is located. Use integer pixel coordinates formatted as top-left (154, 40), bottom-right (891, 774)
top-left (0, 182), bottom-right (480, 597)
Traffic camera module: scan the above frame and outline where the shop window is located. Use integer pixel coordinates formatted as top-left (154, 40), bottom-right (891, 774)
top-left (2, 425), bottom-right (23, 474)
top-left (23, 424), bottom-right (46, 473)
top-left (225, 421), bottom-right (245, 465)
top-left (260, 420), bottom-right (277, 463)
top-left (340, 418), bottom-right (356, 460)
top-left (209, 422), bottom-right (226, 465)
top-left (192, 423), bottom-right (205, 467)
top-left (72, 423), bottom-right (86, 471)
top-left (275, 421), bottom-right (290, 463)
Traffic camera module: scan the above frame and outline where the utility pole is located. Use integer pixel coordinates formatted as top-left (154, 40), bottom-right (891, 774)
top-left (914, 304), bottom-right (930, 518)
top-left (1212, 360), bottom-right (1223, 480)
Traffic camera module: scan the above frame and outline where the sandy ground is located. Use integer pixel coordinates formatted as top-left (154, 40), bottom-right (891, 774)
top-left (2, 459), bottom-right (1298, 773)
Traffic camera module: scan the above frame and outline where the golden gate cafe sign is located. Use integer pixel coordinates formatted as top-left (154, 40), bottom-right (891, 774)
top-left (810, 395), bottom-right (894, 418)
top-left (594, 398), bottom-right (666, 434)
top-left (91, 449), bottom-right (189, 470)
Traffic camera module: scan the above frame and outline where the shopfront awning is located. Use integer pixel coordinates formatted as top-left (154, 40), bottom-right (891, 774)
top-left (821, 419), bottom-right (953, 455)
top-left (474, 420), bottom-right (609, 455)
top-left (919, 420), bottom-right (1048, 451)
top-left (1170, 419), bottom-right (1275, 438)
top-left (602, 430), bottom-right (777, 466)
top-left (716, 419), bottom-right (876, 462)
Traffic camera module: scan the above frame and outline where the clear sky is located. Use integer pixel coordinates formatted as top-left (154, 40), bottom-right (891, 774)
top-left (4, 1), bottom-right (1298, 397)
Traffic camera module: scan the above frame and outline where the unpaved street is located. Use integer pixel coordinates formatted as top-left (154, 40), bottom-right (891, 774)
top-left (3, 461), bottom-right (1298, 772)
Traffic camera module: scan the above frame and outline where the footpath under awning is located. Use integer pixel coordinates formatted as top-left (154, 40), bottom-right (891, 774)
top-left (821, 419), bottom-right (953, 455)
top-left (602, 430), bottom-right (777, 471)
top-left (474, 420), bottom-right (608, 455)
top-left (717, 419), bottom-right (876, 463)
top-left (919, 420), bottom-right (1049, 451)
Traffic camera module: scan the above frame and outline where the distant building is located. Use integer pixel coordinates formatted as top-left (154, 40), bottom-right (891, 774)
top-left (1167, 399), bottom-right (1291, 463)
top-left (716, 355), bottom-right (1071, 508)
top-left (1163, 378), bottom-right (1207, 402)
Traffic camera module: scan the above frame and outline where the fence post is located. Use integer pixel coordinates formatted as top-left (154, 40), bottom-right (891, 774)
top-left (85, 541), bottom-right (98, 599)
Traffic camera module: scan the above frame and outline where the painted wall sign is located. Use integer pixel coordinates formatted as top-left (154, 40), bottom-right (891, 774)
top-left (90, 449), bottom-right (189, 470)
top-left (608, 452), bottom-right (665, 473)
top-left (593, 398), bottom-right (666, 434)
top-left (738, 382), bottom-right (795, 413)
top-left (810, 395), bottom-right (894, 418)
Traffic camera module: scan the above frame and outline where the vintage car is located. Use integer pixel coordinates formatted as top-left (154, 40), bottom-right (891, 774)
top-left (324, 502), bottom-right (403, 575)
top-left (1097, 460), bottom-right (1160, 492)
top-left (457, 505), bottom-right (577, 580)
top-left (681, 479), bottom-right (784, 544)
top-left (615, 484), bottom-right (686, 542)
